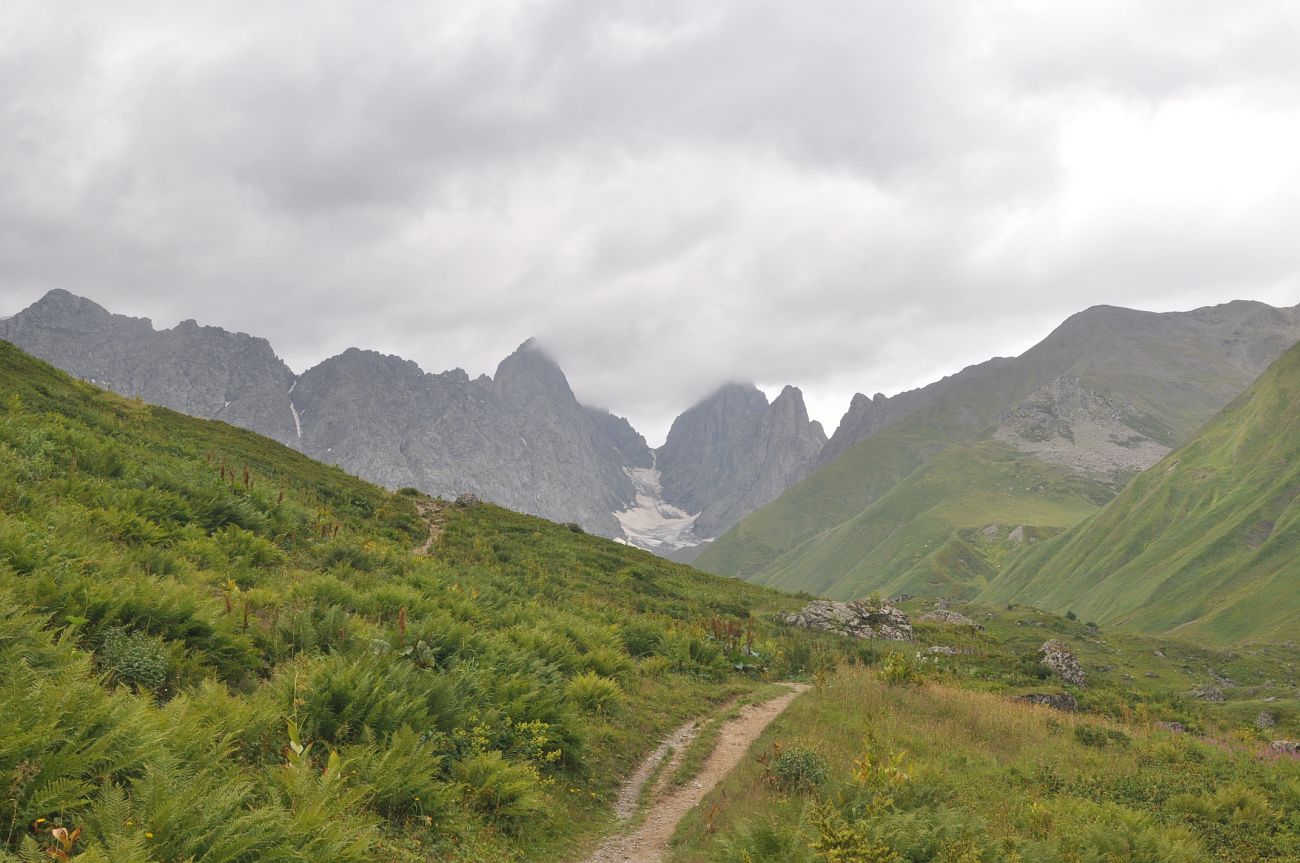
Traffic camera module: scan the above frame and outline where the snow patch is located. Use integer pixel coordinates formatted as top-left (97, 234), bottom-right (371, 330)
top-left (613, 460), bottom-right (701, 552)
top-left (287, 382), bottom-right (302, 439)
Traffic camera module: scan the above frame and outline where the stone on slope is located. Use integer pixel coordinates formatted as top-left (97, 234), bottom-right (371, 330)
top-left (1017, 692), bottom-right (1078, 712)
top-left (919, 609), bottom-right (982, 629)
top-left (779, 600), bottom-right (912, 641)
top-left (1039, 640), bottom-right (1086, 686)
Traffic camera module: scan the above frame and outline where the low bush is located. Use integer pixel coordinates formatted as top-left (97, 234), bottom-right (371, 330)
top-left (565, 672), bottom-right (625, 715)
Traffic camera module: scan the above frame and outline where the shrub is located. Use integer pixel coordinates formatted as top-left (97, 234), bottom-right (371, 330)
top-left (765, 744), bottom-right (829, 794)
top-left (565, 672), bottom-right (625, 715)
top-left (1073, 725), bottom-right (1130, 749)
top-left (880, 651), bottom-right (922, 686)
top-left (713, 817), bottom-right (816, 863)
top-left (453, 751), bottom-right (545, 829)
top-left (347, 726), bottom-right (456, 822)
top-left (582, 645), bottom-right (634, 681)
top-left (99, 627), bottom-right (170, 692)
top-left (619, 620), bottom-right (666, 658)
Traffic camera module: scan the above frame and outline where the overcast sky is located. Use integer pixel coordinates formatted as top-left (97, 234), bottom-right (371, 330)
top-left (2, 1), bottom-right (1299, 443)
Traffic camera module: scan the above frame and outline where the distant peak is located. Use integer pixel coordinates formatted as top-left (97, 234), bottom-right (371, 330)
top-left (31, 289), bottom-right (107, 314)
top-left (493, 337), bottom-right (574, 397)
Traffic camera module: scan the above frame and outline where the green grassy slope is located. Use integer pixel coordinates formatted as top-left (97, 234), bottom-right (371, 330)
top-left (980, 340), bottom-right (1300, 645)
top-left (669, 665), bottom-right (1300, 863)
top-left (0, 340), bottom-right (840, 863)
top-left (697, 302), bottom-right (1300, 602)
top-left (741, 441), bottom-right (1109, 601)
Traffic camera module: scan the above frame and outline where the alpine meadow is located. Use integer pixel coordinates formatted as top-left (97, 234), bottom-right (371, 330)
top-left (3, 2), bottom-right (1300, 862)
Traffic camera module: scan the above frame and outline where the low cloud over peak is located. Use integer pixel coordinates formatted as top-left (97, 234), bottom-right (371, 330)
top-left (2, 0), bottom-right (1298, 442)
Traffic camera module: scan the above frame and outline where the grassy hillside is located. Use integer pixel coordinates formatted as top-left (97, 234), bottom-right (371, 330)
top-left (738, 441), bottom-right (1108, 601)
top-left (668, 663), bottom-right (1300, 863)
top-left (696, 302), bottom-right (1300, 603)
top-left (0, 340), bottom-right (840, 863)
top-left (980, 340), bottom-right (1300, 645)
top-left (665, 597), bottom-right (1300, 863)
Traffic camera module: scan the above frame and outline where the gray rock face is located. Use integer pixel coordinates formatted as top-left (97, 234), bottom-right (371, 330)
top-left (656, 384), bottom-right (826, 539)
top-left (1, 291), bottom-right (822, 547)
top-left (779, 600), bottom-right (912, 641)
top-left (995, 375), bottom-right (1171, 483)
top-left (290, 341), bottom-right (650, 537)
top-left (0, 290), bottom-right (298, 444)
top-left (1040, 640), bottom-right (1086, 686)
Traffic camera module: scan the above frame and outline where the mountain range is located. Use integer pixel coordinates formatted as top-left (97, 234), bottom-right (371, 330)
top-left (0, 289), bottom-right (826, 549)
top-left (5, 290), bottom-right (1298, 601)
top-left (694, 300), bottom-right (1300, 601)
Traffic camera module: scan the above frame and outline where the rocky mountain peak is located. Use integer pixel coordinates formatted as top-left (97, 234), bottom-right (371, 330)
top-left (492, 338), bottom-right (574, 402)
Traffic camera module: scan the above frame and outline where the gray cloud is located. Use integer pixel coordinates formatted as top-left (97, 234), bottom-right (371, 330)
top-left (2, 0), bottom-right (1298, 442)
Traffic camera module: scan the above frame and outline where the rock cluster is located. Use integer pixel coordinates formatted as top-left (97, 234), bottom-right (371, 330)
top-left (779, 600), bottom-right (912, 641)
top-left (919, 609), bottom-right (982, 629)
top-left (1039, 640), bottom-right (1086, 686)
top-left (1018, 692), bottom-right (1078, 712)
top-left (1193, 684), bottom-right (1226, 703)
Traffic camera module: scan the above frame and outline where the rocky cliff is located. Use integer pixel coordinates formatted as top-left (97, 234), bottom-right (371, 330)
top-left (656, 384), bottom-right (827, 539)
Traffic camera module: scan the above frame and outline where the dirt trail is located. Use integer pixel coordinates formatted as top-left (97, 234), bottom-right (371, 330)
top-left (414, 499), bottom-right (447, 554)
top-left (581, 684), bottom-right (809, 863)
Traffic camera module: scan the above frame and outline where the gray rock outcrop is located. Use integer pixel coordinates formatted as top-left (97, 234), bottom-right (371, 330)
top-left (779, 600), bottom-right (912, 641)
top-left (919, 609), bottom-right (981, 628)
top-left (1018, 692), bottom-right (1078, 712)
top-left (1040, 640), bottom-right (1086, 686)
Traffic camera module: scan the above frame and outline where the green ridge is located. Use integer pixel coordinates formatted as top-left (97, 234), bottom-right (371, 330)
top-left (980, 340), bottom-right (1300, 644)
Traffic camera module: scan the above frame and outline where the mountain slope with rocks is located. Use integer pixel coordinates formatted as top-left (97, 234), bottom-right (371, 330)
top-left (979, 339), bottom-right (1300, 645)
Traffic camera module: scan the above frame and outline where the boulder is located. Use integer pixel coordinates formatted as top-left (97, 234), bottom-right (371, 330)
top-left (919, 609), bottom-right (982, 629)
top-left (1018, 692), bottom-right (1078, 712)
top-left (779, 600), bottom-right (912, 641)
top-left (454, 493), bottom-right (480, 507)
top-left (1193, 684), bottom-right (1225, 703)
top-left (1271, 740), bottom-right (1298, 754)
top-left (1040, 640), bottom-right (1086, 686)
top-left (1155, 721), bottom-right (1186, 733)
top-left (1256, 710), bottom-right (1277, 730)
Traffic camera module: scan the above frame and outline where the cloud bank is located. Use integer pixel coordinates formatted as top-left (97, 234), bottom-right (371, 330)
top-left (2, 0), bottom-right (1298, 441)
